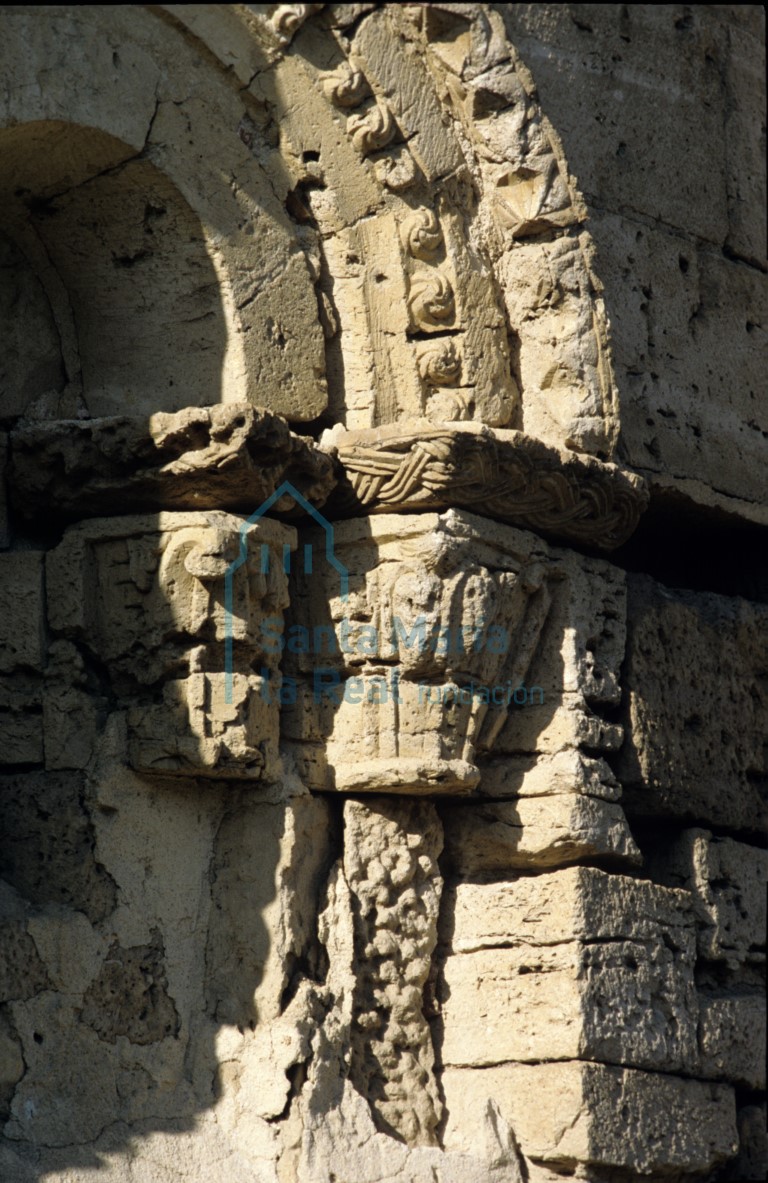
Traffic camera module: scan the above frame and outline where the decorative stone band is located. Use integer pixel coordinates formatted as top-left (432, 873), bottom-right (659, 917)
top-left (8, 403), bottom-right (335, 520)
top-left (326, 420), bottom-right (648, 551)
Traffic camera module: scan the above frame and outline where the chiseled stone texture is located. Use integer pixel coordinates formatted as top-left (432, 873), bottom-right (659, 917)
top-left (616, 573), bottom-right (768, 834)
top-left (442, 1061), bottom-right (738, 1177)
top-left (435, 869), bottom-right (697, 1074)
top-left (496, 4), bottom-right (767, 510)
top-left (645, 828), bottom-right (767, 965)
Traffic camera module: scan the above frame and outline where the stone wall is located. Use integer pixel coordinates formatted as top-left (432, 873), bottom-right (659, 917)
top-left (0, 5), bottom-right (765, 1183)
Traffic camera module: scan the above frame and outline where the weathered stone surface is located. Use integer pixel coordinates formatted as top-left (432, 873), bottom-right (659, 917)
top-left (442, 1061), bottom-right (738, 1175)
top-left (81, 930), bottom-right (179, 1046)
top-left (47, 512), bottom-right (294, 779)
top-left (0, 771), bottom-right (117, 923)
top-left (698, 993), bottom-right (766, 1091)
top-left (442, 865), bottom-right (695, 951)
top-left (440, 795), bottom-right (640, 873)
top-left (0, 431), bottom-right (8, 548)
top-left (0, 553), bottom-right (44, 673)
top-left (0, 4), bottom-right (762, 1181)
top-left (646, 828), bottom-right (767, 965)
top-left (0, 884), bottom-right (51, 1002)
top-left (436, 869), bottom-right (695, 1072)
top-left (589, 213), bottom-right (768, 509)
top-left (9, 404), bottom-right (336, 520)
top-left (0, 687), bottom-right (42, 766)
top-left (327, 421), bottom-right (647, 550)
top-left (723, 1104), bottom-right (768, 1183)
top-left (496, 4), bottom-right (767, 513)
top-left (616, 574), bottom-right (768, 833)
top-left (42, 641), bottom-right (104, 771)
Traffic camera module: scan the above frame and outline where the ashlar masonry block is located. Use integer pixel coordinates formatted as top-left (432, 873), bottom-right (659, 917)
top-left (442, 1061), bottom-right (737, 1177)
top-left (436, 868), bottom-right (697, 1074)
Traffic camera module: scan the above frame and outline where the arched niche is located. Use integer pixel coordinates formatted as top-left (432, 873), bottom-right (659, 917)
top-left (0, 120), bottom-right (228, 419)
top-left (0, 6), bottom-right (329, 423)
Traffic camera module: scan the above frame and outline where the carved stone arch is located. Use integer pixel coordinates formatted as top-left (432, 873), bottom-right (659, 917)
top-left (0, 6), bottom-right (329, 421)
top-left (166, 3), bottom-right (619, 457)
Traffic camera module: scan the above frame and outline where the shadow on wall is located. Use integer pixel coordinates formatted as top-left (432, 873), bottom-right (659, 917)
top-left (0, 121), bottom-right (230, 422)
top-left (0, 97), bottom-right (335, 1180)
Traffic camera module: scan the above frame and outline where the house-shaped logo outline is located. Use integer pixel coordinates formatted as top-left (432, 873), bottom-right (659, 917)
top-left (224, 480), bottom-right (349, 703)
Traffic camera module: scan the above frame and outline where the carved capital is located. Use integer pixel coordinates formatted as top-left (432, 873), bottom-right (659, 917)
top-left (283, 510), bottom-right (559, 795)
top-left (47, 512), bottom-right (294, 779)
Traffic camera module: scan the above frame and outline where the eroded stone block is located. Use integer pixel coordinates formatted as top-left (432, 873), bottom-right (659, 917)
top-left (436, 869), bottom-right (696, 1073)
top-left (646, 828), bottom-right (767, 964)
top-left (0, 553), bottom-right (44, 674)
top-left (440, 795), bottom-right (640, 872)
top-left (442, 1061), bottom-right (737, 1176)
top-left (9, 403), bottom-right (336, 520)
top-left (617, 574), bottom-right (768, 833)
top-left (698, 993), bottom-right (766, 1090)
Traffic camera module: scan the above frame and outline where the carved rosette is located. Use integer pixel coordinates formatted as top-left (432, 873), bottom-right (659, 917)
top-left (402, 209), bottom-right (443, 262)
top-left (269, 3), bottom-right (325, 46)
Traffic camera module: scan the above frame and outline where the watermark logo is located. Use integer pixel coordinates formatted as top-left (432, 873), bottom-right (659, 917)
top-left (224, 484), bottom-right (544, 709)
top-left (224, 480), bottom-right (348, 703)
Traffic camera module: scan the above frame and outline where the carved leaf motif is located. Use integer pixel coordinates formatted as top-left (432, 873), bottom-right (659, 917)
top-left (324, 68), bottom-right (370, 108)
top-left (408, 272), bottom-right (456, 328)
top-left (417, 339), bottom-right (462, 386)
top-left (347, 102), bottom-right (397, 155)
top-left (374, 148), bottom-right (418, 192)
top-left (402, 209), bottom-right (443, 260)
top-left (269, 4), bottom-right (324, 45)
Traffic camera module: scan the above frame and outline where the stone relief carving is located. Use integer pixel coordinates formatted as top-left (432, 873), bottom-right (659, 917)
top-left (344, 798), bottom-right (443, 1145)
top-left (8, 403), bottom-right (336, 520)
top-left (2, 5), bottom-right (759, 1182)
top-left (326, 421), bottom-right (647, 549)
top-left (46, 512), bottom-right (294, 778)
top-left (283, 510), bottom-right (559, 796)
